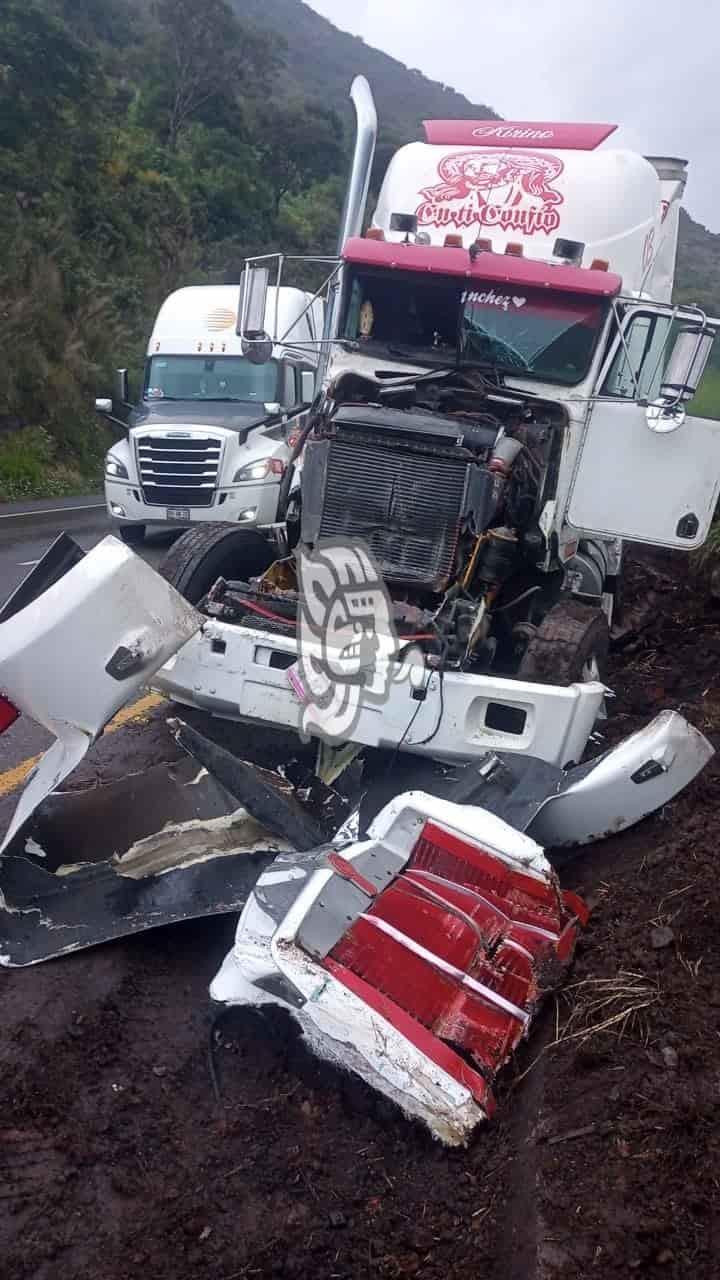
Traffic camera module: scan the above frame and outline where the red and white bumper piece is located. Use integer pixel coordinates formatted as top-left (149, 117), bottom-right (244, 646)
top-left (210, 792), bottom-right (588, 1145)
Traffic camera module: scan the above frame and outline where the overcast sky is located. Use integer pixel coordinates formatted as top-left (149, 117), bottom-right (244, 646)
top-left (308, 0), bottom-right (719, 232)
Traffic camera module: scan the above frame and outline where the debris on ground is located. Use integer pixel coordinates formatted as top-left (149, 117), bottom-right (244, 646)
top-left (0, 550), bottom-right (718, 1276)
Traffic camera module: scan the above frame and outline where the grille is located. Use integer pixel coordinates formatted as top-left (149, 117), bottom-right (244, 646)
top-left (317, 437), bottom-right (468, 590)
top-left (136, 434), bottom-right (222, 508)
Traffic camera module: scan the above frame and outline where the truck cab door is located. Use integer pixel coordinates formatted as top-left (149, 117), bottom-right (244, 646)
top-left (566, 307), bottom-right (720, 549)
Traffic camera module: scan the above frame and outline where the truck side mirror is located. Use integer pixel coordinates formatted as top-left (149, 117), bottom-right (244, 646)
top-left (238, 265), bottom-right (272, 364)
top-left (115, 369), bottom-right (129, 405)
top-left (95, 398), bottom-right (113, 415)
top-left (660, 323), bottom-right (716, 404)
top-left (300, 370), bottom-right (316, 405)
top-left (646, 322), bottom-right (716, 433)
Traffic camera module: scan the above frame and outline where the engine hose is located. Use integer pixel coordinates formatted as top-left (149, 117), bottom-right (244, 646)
top-left (493, 584), bottom-right (542, 614)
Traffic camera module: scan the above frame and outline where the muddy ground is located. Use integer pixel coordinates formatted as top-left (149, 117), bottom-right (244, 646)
top-left (1, 553), bottom-right (719, 1279)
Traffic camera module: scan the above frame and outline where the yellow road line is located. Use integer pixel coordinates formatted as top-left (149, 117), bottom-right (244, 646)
top-left (0, 692), bottom-right (165, 798)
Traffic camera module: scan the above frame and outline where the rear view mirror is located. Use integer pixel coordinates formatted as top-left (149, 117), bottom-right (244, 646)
top-left (95, 398), bottom-right (112, 415)
top-left (660, 323), bottom-right (716, 404)
top-left (300, 370), bottom-right (316, 405)
top-left (238, 265), bottom-right (272, 365)
top-left (238, 266), bottom-right (270, 340)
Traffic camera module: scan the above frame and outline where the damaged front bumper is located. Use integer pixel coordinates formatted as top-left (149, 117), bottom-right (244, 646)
top-left (153, 618), bottom-right (605, 768)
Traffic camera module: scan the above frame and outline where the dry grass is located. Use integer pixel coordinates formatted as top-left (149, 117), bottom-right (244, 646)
top-left (556, 971), bottom-right (662, 1047)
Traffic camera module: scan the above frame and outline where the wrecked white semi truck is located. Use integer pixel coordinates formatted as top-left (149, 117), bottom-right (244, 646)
top-left (96, 284), bottom-right (323, 543)
top-left (0, 79), bottom-right (718, 1145)
top-left (150, 84), bottom-right (720, 768)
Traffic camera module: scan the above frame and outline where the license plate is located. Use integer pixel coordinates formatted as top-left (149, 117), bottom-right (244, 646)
top-left (166, 507), bottom-right (190, 522)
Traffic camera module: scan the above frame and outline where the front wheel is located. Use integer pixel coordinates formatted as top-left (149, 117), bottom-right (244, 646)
top-left (159, 523), bottom-right (275, 605)
top-left (517, 600), bottom-right (610, 685)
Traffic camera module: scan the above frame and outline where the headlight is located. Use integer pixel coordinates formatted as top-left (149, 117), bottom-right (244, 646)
top-left (105, 455), bottom-right (129, 480)
top-left (233, 457), bottom-right (285, 483)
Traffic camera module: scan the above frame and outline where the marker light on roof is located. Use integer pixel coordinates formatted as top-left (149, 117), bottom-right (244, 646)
top-left (472, 238), bottom-right (492, 254)
top-left (444, 234), bottom-right (463, 248)
top-left (505, 243), bottom-right (524, 257)
top-left (365, 227), bottom-right (385, 240)
top-left (590, 258), bottom-right (610, 271)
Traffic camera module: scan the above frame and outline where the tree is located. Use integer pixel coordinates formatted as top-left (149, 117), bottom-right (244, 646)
top-left (150, 0), bottom-right (280, 150)
top-left (0, 0), bottom-right (97, 154)
top-left (257, 100), bottom-right (345, 219)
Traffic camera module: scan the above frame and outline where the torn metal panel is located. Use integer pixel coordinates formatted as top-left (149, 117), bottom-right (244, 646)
top-left (0, 532), bottom-right (86, 624)
top-left (211, 791), bottom-right (587, 1146)
top-left (171, 719), bottom-right (325, 849)
top-left (526, 710), bottom-right (714, 848)
top-left (0, 535), bottom-right (203, 855)
top-left (358, 711), bottom-right (713, 850)
top-left (0, 758), bottom-right (284, 967)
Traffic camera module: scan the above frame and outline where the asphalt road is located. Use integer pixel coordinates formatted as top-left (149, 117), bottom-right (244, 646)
top-left (0, 499), bottom-right (180, 775)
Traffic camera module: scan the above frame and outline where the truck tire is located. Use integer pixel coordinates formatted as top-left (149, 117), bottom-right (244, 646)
top-left (118, 524), bottom-right (146, 545)
top-left (517, 600), bottom-right (609, 685)
top-left (159, 524), bottom-right (275, 605)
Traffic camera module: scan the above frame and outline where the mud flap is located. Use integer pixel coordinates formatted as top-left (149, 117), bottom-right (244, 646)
top-left (0, 758), bottom-right (284, 967)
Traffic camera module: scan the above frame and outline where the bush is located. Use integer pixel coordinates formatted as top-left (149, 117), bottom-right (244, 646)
top-left (0, 426), bottom-right (99, 501)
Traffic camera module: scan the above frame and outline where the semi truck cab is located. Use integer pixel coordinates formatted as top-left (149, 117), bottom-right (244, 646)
top-left (96, 285), bottom-right (323, 543)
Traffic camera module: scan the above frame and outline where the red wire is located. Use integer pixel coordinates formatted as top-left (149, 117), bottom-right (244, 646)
top-left (236, 598), bottom-right (295, 627)
top-left (230, 598), bottom-right (436, 645)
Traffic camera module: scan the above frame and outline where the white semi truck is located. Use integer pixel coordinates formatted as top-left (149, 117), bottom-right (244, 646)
top-left (96, 284), bottom-right (323, 542)
top-left (149, 82), bottom-right (720, 766)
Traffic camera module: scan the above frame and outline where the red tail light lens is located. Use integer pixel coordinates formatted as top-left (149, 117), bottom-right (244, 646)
top-left (0, 696), bottom-right (19, 734)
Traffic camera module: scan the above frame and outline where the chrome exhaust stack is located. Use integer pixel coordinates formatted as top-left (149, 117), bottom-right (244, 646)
top-left (319, 78), bottom-right (378, 386)
top-left (336, 75), bottom-right (378, 253)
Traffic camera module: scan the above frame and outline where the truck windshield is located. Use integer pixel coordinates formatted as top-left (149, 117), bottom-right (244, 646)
top-left (144, 356), bottom-right (279, 402)
top-left (342, 268), bottom-right (607, 386)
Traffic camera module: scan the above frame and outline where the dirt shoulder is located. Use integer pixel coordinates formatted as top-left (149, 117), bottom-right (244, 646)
top-left (1, 553), bottom-right (718, 1280)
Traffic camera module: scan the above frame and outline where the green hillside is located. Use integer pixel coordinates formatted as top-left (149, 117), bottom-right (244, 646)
top-left (0, 0), bottom-right (717, 497)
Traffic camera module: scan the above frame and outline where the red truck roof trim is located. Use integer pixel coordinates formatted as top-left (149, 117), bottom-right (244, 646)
top-left (342, 237), bottom-right (622, 297)
top-left (422, 121), bottom-right (618, 150)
